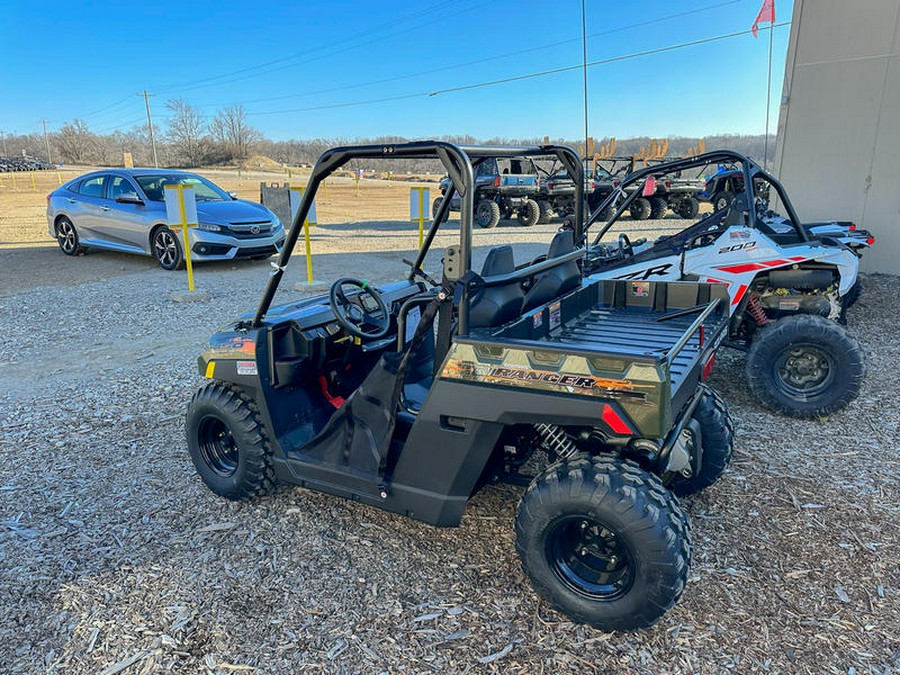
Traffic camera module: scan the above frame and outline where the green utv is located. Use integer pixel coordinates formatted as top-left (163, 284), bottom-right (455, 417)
top-left (185, 142), bottom-right (734, 631)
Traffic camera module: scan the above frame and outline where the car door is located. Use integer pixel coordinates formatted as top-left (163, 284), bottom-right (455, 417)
top-left (68, 174), bottom-right (109, 244)
top-left (98, 174), bottom-right (150, 253)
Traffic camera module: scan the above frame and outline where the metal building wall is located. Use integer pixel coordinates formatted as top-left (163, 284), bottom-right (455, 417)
top-left (773, 0), bottom-right (900, 273)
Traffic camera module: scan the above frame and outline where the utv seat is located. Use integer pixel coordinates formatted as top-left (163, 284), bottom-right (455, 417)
top-left (522, 230), bottom-right (581, 311)
top-left (469, 245), bottom-right (525, 329)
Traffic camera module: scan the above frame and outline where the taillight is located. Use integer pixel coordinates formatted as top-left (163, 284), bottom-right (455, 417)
top-left (702, 354), bottom-right (716, 380)
top-left (613, 180), bottom-right (619, 187)
top-left (849, 223), bottom-right (857, 230)
top-left (867, 236), bottom-right (875, 245)
top-left (46, 194), bottom-right (51, 203)
top-left (589, 180), bottom-right (595, 191)
top-left (493, 176), bottom-right (501, 187)
top-left (547, 182), bottom-right (554, 190)
top-left (665, 180), bottom-right (671, 189)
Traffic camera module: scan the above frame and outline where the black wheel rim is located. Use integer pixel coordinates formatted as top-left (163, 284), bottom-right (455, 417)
top-left (58, 220), bottom-right (76, 253)
top-left (774, 342), bottom-right (836, 399)
top-left (546, 516), bottom-right (635, 601)
top-left (197, 415), bottom-right (239, 476)
top-left (476, 202), bottom-right (492, 226)
top-left (155, 230), bottom-right (179, 267)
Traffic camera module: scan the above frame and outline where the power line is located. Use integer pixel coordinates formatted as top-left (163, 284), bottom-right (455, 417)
top-left (236, 21), bottom-right (790, 118)
top-left (182, 0), bottom-right (743, 110)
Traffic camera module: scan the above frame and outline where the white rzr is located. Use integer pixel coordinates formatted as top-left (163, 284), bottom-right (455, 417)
top-left (583, 151), bottom-right (868, 419)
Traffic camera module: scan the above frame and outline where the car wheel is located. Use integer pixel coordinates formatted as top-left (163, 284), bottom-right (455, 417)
top-left (667, 388), bottom-right (734, 496)
top-left (516, 198), bottom-right (541, 227)
top-left (713, 191), bottom-right (734, 213)
top-left (537, 200), bottom-right (553, 224)
top-left (56, 217), bottom-right (84, 256)
top-left (676, 197), bottom-right (700, 219)
top-left (153, 226), bottom-right (185, 270)
top-left (432, 197), bottom-right (448, 223)
top-left (648, 196), bottom-right (667, 219)
top-left (475, 199), bottom-right (501, 228)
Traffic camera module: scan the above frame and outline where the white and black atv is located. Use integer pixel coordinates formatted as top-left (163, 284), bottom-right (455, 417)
top-left (581, 151), bottom-right (870, 419)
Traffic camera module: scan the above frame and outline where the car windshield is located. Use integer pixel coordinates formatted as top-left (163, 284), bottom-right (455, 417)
top-left (135, 174), bottom-right (230, 202)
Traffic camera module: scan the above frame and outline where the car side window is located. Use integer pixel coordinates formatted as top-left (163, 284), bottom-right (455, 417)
top-left (78, 175), bottom-right (106, 198)
top-left (108, 176), bottom-right (136, 200)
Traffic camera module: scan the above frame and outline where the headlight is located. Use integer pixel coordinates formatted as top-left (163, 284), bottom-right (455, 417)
top-left (272, 216), bottom-right (282, 230)
top-left (198, 222), bottom-right (222, 232)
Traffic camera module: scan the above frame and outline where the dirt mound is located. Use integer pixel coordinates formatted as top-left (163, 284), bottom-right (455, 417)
top-left (239, 155), bottom-right (284, 172)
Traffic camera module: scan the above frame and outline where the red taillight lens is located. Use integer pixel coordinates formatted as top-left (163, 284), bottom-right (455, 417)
top-left (547, 182), bottom-right (553, 190)
top-left (46, 194), bottom-right (51, 203)
top-left (665, 180), bottom-right (671, 189)
top-left (493, 176), bottom-right (500, 187)
top-left (601, 404), bottom-right (633, 435)
top-left (702, 354), bottom-right (716, 380)
top-left (613, 180), bottom-right (619, 187)
top-left (849, 223), bottom-right (857, 230)
top-left (867, 236), bottom-right (875, 245)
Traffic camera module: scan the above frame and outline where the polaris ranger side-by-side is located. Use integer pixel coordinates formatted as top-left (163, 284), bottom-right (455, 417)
top-left (186, 142), bottom-right (734, 631)
top-left (582, 150), bottom-right (866, 418)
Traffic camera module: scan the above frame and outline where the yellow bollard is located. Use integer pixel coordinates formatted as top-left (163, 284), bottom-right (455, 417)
top-left (164, 184), bottom-right (197, 292)
top-left (11, 173), bottom-right (17, 190)
top-left (31, 172), bottom-right (36, 191)
top-left (57, 170), bottom-right (63, 185)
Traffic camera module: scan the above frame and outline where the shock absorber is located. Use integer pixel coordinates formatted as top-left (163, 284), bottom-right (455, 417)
top-left (746, 294), bottom-right (769, 326)
top-left (534, 423), bottom-right (580, 461)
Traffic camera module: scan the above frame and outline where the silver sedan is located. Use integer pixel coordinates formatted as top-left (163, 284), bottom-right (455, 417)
top-left (46, 169), bottom-right (285, 269)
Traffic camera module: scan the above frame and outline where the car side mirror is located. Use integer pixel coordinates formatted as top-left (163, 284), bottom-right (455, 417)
top-left (228, 191), bottom-right (238, 199)
top-left (115, 192), bottom-right (144, 205)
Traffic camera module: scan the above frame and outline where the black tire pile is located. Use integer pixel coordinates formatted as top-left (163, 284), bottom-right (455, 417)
top-left (0, 156), bottom-right (55, 172)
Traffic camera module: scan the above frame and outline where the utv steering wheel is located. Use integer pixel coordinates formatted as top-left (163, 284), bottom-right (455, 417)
top-left (617, 233), bottom-right (634, 259)
top-left (330, 277), bottom-right (391, 340)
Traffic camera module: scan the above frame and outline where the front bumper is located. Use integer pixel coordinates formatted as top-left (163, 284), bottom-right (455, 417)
top-left (187, 227), bottom-right (286, 261)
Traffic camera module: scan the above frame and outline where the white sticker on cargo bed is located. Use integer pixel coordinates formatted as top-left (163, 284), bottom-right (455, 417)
top-left (236, 360), bottom-right (258, 376)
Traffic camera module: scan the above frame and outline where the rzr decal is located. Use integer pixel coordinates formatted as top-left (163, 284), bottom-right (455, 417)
top-left (715, 256), bottom-right (806, 274)
top-left (614, 263), bottom-right (674, 281)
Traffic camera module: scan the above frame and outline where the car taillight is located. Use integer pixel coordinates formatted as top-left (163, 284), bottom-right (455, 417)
top-left (702, 354), bottom-right (716, 380)
top-left (613, 180), bottom-right (619, 187)
top-left (665, 180), bottom-right (671, 189)
top-left (849, 223), bottom-right (857, 230)
top-left (493, 176), bottom-right (501, 187)
top-left (46, 194), bottom-right (51, 203)
top-left (589, 180), bottom-right (595, 191)
top-left (867, 236), bottom-right (875, 244)
top-left (547, 182), bottom-right (554, 190)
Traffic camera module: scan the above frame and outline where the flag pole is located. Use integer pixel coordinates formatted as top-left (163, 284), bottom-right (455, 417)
top-left (763, 19), bottom-right (774, 170)
top-left (581, 0), bottom-right (589, 159)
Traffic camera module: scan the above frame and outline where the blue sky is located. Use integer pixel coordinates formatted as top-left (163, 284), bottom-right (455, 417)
top-left (0, 0), bottom-right (791, 141)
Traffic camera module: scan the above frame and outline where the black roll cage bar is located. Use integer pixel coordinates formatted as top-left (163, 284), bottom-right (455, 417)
top-left (583, 150), bottom-right (810, 247)
top-left (251, 141), bottom-right (583, 332)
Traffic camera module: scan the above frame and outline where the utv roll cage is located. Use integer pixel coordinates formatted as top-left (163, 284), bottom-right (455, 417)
top-left (252, 142), bottom-right (584, 332)
top-left (584, 150), bottom-right (811, 246)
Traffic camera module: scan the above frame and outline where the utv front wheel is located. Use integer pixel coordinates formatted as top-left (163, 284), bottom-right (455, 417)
top-left (629, 197), bottom-right (651, 221)
top-left (515, 455), bottom-right (691, 631)
top-left (676, 197), bottom-right (700, 219)
top-left (648, 196), bottom-right (667, 219)
top-left (746, 314), bottom-right (864, 418)
top-left (668, 388), bottom-right (734, 496)
top-left (517, 198), bottom-right (541, 227)
top-left (537, 200), bottom-right (553, 224)
top-left (186, 382), bottom-right (275, 499)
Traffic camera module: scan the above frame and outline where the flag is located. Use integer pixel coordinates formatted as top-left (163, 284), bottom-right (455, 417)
top-left (752, 0), bottom-right (775, 38)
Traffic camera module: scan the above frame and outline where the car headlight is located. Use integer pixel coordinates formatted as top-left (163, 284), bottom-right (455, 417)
top-left (272, 216), bottom-right (282, 230)
top-left (198, 222), bottom-right (222, 232)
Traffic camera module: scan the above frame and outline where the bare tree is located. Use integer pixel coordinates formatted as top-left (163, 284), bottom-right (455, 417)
top-left (210, 104), bottom-right (261, 161)
top-left (55, 120), bottom-right (96, 164)
top-left (165, 99), bottom-right (206, 167)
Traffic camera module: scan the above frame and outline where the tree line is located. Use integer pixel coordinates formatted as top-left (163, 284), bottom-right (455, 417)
top-left (2, 99), bottom-right (777, 170)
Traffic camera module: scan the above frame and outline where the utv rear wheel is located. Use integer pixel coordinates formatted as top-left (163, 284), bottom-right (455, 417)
top-left (668, 388), bottom-right (734, 496)
top-left (676, 197), bottom-right (700, 219)
top-left (517, 198), bottom-right (541, 227)
top-left (56, 217), bottom-right (84, 255)
top-left (515, 455), bottom-right (691, 631)
top-left (648, 196), bottom-right (667, 219)
top-left (153, 226), bottom-right (185, 270)
top-left (629, 197), bottom-right (651, 221)
top-left (712, 191), bottom-right (733, 213)
top-left (746, 314), bottom-right (864, 418)
top-left (186, 382), bottom-right (275, 499)
top-left (475, 199), bottom-right (501, 228)
top-left (537, 200), bottom-right (553, 224)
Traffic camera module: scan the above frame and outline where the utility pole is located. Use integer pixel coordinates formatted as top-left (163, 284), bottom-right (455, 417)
top-left (0, 129), bottom-right (8, 157)
top-left (41, 120), bottom-right (52, 164)
top-left (137, 89), bottom-right (159, 167)
top-left (581, 0), bottom-right (589, 160)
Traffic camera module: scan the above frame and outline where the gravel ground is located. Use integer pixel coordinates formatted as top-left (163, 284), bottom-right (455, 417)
top-left (1, 222), bottom-right (898, 674)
